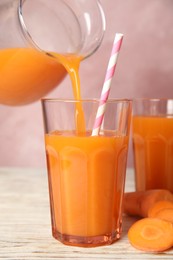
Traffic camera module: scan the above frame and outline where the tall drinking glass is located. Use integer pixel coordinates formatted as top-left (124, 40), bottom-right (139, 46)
top-left (42, 98), bottom-right (132, 247)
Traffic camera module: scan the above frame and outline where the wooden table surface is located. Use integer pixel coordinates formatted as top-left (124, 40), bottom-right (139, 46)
top-left (0, 167), bottom-right (172, 260)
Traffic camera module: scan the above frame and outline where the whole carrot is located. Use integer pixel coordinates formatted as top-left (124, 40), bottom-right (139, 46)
top-left (123, 189), bottom-right (173, 217)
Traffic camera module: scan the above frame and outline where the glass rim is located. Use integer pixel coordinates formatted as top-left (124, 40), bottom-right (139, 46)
top-left (41, 98), bottom-right (132, 104)
top-left (133, 98), bottom-right (173, 102)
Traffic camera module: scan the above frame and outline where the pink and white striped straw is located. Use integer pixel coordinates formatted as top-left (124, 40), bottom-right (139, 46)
top-left (92, 33), bottom-right (124, 136)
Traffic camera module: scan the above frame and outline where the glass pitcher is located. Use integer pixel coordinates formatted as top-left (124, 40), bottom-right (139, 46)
top-left (0, 0), bottom-right (106, 105)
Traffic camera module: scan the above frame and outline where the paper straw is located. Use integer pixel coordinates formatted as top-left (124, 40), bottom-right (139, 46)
top-left (92, 33), bottom-right (124, 136)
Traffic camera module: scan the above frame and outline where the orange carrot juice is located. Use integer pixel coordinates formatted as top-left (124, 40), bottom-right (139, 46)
top-left (52, 53), bottom-right (85, 133)
top-left (0, 48), bottom-right (66, 105)
top-left (45, 130), bottom-right (128, 246)
top-left (133, 116), bottom-right (173, 193)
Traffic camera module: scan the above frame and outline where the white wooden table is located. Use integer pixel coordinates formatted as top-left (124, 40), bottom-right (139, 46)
top-left (0, 167), bottom-right (172, 259)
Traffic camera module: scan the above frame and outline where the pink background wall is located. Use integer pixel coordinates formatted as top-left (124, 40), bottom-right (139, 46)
top-left (0, 0), bottom-right (173, 168)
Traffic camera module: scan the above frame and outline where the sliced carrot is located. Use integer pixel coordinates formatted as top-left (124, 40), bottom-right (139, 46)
top-left (128, 218), bottom-right (173, 252)
top-left (154, 208), bottom-right (173, 223)
top-left (148, 200), bottom-right (173, 218)
top-left (123, 190), bottom-right (173, 217)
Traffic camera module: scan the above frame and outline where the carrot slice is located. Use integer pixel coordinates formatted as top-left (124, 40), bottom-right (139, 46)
top-left (148, 200), bottom-right (173, 218)
top-left (128, 218), bottom-right (173, 252)
top-left (154, 208), bottom-right (173, 223)
top-left (124, 190), bottom-right (173, 217)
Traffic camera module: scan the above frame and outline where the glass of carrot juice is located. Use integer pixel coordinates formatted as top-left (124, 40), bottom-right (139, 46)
top-left (42, 98), bottom-right (132, 247)
top-left (133, 98), bottom-right (173, 193)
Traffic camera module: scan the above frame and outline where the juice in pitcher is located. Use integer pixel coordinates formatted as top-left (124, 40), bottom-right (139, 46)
top-left (0, 48), bottom-right (66, 105)
top-left (133, 115), bottom-right (173, 193)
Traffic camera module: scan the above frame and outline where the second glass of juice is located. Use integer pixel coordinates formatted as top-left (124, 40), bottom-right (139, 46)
top-left (42, 98), bottom-right (132, 247)
top-left (133, 98), bottom-right (173, 193)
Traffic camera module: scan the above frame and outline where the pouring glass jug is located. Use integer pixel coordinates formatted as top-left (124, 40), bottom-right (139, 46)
top-left (0, 0), bottom-right (106, 105)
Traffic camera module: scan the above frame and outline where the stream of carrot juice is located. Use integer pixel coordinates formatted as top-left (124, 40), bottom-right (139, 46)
top-left (51, 53), bottom-right (86, 134)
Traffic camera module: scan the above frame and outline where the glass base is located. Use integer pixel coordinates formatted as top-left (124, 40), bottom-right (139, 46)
top-left (52, 227), bottom-right (121, 247)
